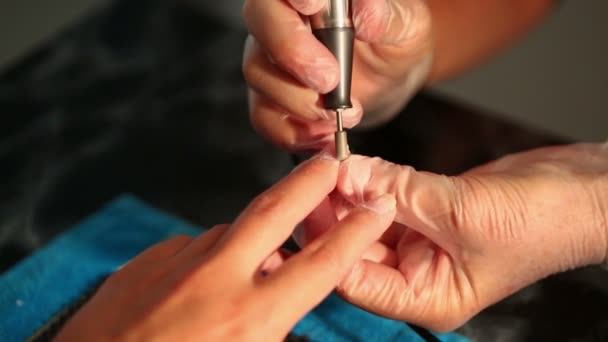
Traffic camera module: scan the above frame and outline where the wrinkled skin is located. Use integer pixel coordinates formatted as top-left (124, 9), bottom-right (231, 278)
top-left (242, 0), bottom-right (434, 151)
top-left (297, 143), bottom-right (608, 332)
top-left (55, 156), bottom-right (397, 342)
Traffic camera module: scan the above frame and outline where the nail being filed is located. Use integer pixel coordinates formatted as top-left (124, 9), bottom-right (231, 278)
top-left (335, 108), bottom-right (350, 161)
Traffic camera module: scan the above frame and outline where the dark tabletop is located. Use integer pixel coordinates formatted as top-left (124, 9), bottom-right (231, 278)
top-left (1, 0), bottom-right (606, 341)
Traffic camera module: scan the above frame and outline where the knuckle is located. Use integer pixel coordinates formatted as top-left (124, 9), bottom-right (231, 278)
top-left (138, 235), bottom-right (193, 259)
top-left (242, 58), bottom-right (264, 88)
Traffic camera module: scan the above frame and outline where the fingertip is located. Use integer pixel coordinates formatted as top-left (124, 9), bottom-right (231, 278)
top-left (340, 100), bottom-right (364, 129)
top-left (291, 149), bottom-right (341, 179)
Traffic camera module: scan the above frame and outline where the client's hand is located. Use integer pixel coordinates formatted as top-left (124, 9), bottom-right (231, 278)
top-left (297, 143), bottom-right (608, 332)
top-left (55, 154), bottom-right (396, 341)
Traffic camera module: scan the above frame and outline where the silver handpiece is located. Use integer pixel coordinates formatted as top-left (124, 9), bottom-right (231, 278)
top-left (310, 0), bottom-right (353, 29)
top-left (310, 0), bottom-right (353, 161)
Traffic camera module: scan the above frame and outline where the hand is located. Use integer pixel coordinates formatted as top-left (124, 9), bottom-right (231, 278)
top-left (55, 155), bottom-right (397, 341)
top-left (297, 143), bottom-right (608, 332)
top-left (242, 0), bottom-right (434, 152)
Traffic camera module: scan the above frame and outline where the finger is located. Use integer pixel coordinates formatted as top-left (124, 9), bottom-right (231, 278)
top-left (395, 229), bottom-right (438, 296)
top-left (338, 255), bottom-right (467, 332)
top-left (337, 155), bottom-right (459, 248)
top-left (353, 0), bottom-right (432, 46)
top-left (301, 196), bottom-right (399, 266)
top-left (174, 224), bottom-right (231, 260)
top-left (218, 155), bottom-right (340, 269)
top-left (248, 92), bottom-right (337, 152)
top-left (121, 235), bottom-right (194, 271)
top-left (338, 260), bottom-right (410, 317)
top-left (243, 0), bottom-right (339, 93)
top-left (260, 194), bottom-right (396, 326)
top-left (244, 37), bottom-right (363, 126)
top-left (299, 194), bottom-right (405, 249)
top-left (295, 195), bottom-right (340, 246)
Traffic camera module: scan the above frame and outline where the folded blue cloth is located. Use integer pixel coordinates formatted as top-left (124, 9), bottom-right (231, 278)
top-left (0, 195), bottom-right (468, 342)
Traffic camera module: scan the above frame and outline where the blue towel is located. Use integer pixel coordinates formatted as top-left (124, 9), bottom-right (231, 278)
top-left (0, 195), bottom-right (468, 342)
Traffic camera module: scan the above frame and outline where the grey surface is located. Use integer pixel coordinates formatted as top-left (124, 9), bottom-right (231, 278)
top-left (0, 0), bottom-right (107, 72)
top-left (436, 0), bottom-right (608, 142)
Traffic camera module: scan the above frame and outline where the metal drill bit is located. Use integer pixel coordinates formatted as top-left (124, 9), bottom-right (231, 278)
top-left (336, 108), bottom-right (344, 131)
top-left (335, 108), bottom-right (350, 161)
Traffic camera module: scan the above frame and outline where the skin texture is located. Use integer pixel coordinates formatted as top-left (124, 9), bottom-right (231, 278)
top-left (297, 143), bottom-right (608, 332)
top-left (242, 0), bottom-right (556, 151)
top-left (55, 155), bottom-right (397, 342)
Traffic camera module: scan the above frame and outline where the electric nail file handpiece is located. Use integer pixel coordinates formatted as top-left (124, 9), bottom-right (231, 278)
top-left (310, 0), bottom-right (354, 161)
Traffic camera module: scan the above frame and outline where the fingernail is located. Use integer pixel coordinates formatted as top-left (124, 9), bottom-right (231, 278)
top-left (361, 194), bottom-right (396, 215)
top-left (340, 106), bottom-right (362, 128)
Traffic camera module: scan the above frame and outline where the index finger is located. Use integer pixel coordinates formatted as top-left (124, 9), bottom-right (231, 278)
top-left (217, 153), bottom-right (339, 268)
top-left (260, 193), bottom-right (397, 328)
top-left (243, 0), bottom-right (339, 94)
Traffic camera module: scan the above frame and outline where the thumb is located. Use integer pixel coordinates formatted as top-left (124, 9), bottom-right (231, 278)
top-left (352, 0), bottom-right (432, 45)
top-left (337, 156), bottom-right (459, 246)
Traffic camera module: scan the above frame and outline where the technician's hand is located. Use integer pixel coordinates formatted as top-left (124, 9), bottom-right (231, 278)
top-left (242, 0), bottom-right (433, 152)
top-left (297, 143), bottom-right (608, 332)
top-left (55, 155), bottom-right (397, 341)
